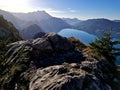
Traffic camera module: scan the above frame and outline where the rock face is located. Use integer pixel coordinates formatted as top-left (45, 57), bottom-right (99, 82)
top-left (1, 32), bottom-right (119, 90)
top-left (29, 63), bottom-right (112, 90)
top-left (6, 33), bottom-right (82, 67)
top-left (33, 32), bottom-right (46, 39)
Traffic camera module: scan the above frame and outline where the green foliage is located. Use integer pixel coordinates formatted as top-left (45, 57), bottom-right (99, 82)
top-left (0, 16), bottom-right (26, 90)
top-left (0, 39), bottom-right (34, 90)
top-left (0, 48), bottom-right (30, 90)
top-left (0, 39), bottom-right (11, 70)
top-left (89, 31), bottom-right (120, 63)
top-left (0, 39), bottom-right (11, 52)
top-left (0, 15), bottom-right (22, 41)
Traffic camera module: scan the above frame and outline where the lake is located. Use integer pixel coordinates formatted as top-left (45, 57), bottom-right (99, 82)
top-left (58, 28), bottom-right (120, 65)
top-left (58, 29), bottom-right (97, 45)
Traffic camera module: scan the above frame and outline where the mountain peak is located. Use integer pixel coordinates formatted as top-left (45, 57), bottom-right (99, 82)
top-left (28, 10), bottom-right (49, 15)
top-left (13, 10), bottom-right (52, 22)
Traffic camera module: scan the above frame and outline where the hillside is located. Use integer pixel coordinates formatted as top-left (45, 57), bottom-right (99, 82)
top-left (0, 15), bottom-right (21, 41)
top-left (12, 10), bottom-right (71, 32)
top-left (0, 9), bottom-right (24, 30)
top-left (0, 15), bottom-right (22, 74)
top-left (13, 11), bottom-right (52, 22)
top-left (62, 18), bottom-right (81, 26)
top-left (20, 24), bottom-right (44, 39)
top-left (39, 17), bottom-right (71, 32)
top-left (75, 19), bottom-right (120, 39)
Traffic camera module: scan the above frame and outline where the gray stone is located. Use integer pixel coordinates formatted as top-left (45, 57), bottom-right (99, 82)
top-left (46, 32), bottom-right (75, 51)
top-left (29, 64), bottom-right (112, 90)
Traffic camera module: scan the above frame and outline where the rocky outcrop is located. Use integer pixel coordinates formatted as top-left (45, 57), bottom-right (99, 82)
top-left (33, 32), bottom-right (46, 39)
top-left (6, 32), bottom-right (80, 67)
top-left (1, 32), bottom-right (119, 90)
top-left (30, 63), bottom-right (112, 90)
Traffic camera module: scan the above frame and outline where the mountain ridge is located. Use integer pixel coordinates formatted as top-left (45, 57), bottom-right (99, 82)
top-left (62, 18), bottom-right (81, 26)
top-left (0, 9), bottom-right (72, 39)
top-left (12, 10), bottom-right (71, 33)
top-left (13, 10), bottom-right (52, 22)
top-left (75, 18), bottom-right (120, 39)
top-left (0, 9), bottom-right (120, 39)
top-left (0, 15), bottom-right (21, 41)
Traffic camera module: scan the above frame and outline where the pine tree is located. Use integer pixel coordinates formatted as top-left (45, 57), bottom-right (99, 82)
top-left (89, 30), bottom-right (120, 63)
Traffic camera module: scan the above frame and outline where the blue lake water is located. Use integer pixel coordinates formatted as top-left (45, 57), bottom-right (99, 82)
top-left (58, 28), bottom-right (120, 65)
top-left (115, 44), bottom-right (120, 65)
top-left (58, 29), bottom-right (97, 45)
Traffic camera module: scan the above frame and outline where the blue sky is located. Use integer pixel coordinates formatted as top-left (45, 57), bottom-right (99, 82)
top-left (0, 0), bottom-right (120, 20)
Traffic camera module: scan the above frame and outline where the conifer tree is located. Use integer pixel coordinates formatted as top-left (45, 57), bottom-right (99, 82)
top-left (89, 30), bottom-right (120, 63)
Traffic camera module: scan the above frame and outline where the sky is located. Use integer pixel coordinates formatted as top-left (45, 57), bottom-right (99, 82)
top-left (0, 0), bottom-right (120, 20)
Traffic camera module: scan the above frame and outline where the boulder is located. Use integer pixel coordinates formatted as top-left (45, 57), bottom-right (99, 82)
top-left (46, 32), bottom-right (75, 51)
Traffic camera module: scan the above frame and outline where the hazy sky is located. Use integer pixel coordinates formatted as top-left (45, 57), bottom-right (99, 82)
top-left (0, 0), bottom-right (120, 20)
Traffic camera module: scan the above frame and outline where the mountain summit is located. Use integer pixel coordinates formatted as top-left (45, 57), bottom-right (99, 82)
top-left (13, 11), bottom-right (52, 22)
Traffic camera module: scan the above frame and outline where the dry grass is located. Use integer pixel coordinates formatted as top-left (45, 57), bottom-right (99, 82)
top-left (68, 37), bottom-right (105, 60)
top-left (68, 37), bottom-right (87, 50)
top-left (83, 47), bottom-right (105, 60)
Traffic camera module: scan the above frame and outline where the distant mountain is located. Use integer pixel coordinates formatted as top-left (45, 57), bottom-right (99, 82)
top-left (0, 9), bottom-right (25, 30)
top-left (13, 11), bottom-right (52, 22)
top-left (20, 24), bottom-right (43, 39)
top-left (13, 11), bottom-right (71, 32)
top-left (62, 18), bottom-right (81, 26)
top-left (1, 9), bottom-right (120, 39)
top-left (38, 17), bottom-right (71, 32)
top-left (0, 15), bottom-right (21, 41)
top-left (0, 9), bottom-right (71, 33)
top-left (75, 19), bottom-right (120, 39)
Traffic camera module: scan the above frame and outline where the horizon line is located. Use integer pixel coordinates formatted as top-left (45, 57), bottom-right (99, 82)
top-left (0, 9), bottom-right (120, 21)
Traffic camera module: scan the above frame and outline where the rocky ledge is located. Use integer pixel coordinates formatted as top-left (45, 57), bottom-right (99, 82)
top-left (0, 33), bottom-right (119, 90)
